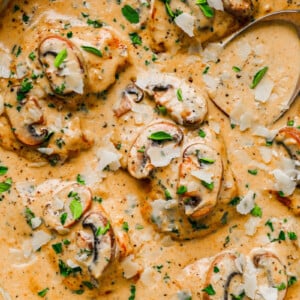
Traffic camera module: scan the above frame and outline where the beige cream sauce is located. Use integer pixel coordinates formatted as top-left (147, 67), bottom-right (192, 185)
top-left (0, 0), bottom-right (299, 299)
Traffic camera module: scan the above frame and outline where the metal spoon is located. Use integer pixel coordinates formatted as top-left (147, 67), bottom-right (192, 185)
top-left (223, 10), bottom-right (300, 123)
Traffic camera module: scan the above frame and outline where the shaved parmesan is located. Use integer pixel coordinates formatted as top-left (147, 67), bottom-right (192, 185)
top-left (31, 217), bottom-right (42, 229)
top-left (191, 170), bottom-right (213, 183)
top-left (272, 169), bottom-right (296, 196)
top-left (244, 258), bottom-right (257, 299)
top-left (237, 190), bottom-right (256, 215)
top-left (258, 285), bottom-right (278, 300)
top-left (98, 148), bottom-right (121, 171)
top-left (259, 146), bottom-right (272, 163)
top-left (31, 230), bottom-right (52, 251)
top-left (245, 217), bottom-right (261, 236)
top-left (207, 0), bottom-right (224, 10)
top-left (121, 254), bottom-right (140, 279)
top-left (202, 43), bottom-right (222, 63)
top-left (0, 287), bottom-right (11, 300)
top-left (252, 126), bottom-right (278, 140)
top-left (237, 40), bottom-right (251, 62)
top-left (174, 13), bottom-right (195, 37)
top-left (0, 52), bottom-right (12, 78)
top-left (147, 144), bottom-right (180, 167)
top-left (254, 76), bottom-right (274, 103)
top-left (239, 112), bottom-right (253, 131)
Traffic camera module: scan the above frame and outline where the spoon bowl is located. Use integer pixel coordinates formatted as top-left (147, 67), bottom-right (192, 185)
top-left (222, 10), bottom-right (300, 123)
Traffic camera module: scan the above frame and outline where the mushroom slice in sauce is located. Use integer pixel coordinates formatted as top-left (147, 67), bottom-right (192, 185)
top-left (113, 83), bottom-right (144, 117)
top-left (82, 211), bottom-right (115, 279)
top-left (203, 252), bottom-right (243, 300)
top-left (136, 72), bottom-right (208, 127)
top-left (178, 142), bottom-right (223, 220)
top-left (43, 183), bottom-right (92, 234)
top-left (128, 121), bottom-right (183, 179)
top-left (5, 88), bottom-right (48, 146)
top-left (222, 0), bottom-right (255, 19)
top-left (39, 36), bottom-right (86, 100)
top-left (250, 249), bottom-right (288, 300)
top-left (276, 127), bottom-right (300, 161)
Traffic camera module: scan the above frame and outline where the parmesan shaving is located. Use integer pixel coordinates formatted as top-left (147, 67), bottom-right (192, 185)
top-left (121, 254), bottom-right (140, 279)
top-left (147, 144), bottom-right (180, 167)
top-left (31, 230), bottom-right (52, 251)
top-left (174, 13), bottom-right (195, 37)
top-left (236, 190), bottom-right (256, 215)
top-left (258, 285), bottom-right (278, 300)
top-left (191, 169), bottom-right (213, 183)
top-left (207, 0), bottom-right (224, 10)
top-left (254, 76), bottom-right (274, 103)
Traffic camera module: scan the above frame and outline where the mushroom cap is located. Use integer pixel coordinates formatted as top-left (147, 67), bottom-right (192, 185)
top-left (43, 183), bottom-right (92, 234)
top-left (39, 35), bottom-right (86, 101)
top-left (136, 71), bottom-right (208, 127)
top-left (128, 121), bottom-right (184, 179)
top-left (82, 211), bottom-right (116, 279)
top-left (4, 86), bottom-right (48, 146)
top-left (178, 142), bottom-right (223, 220)
top-left (249, 249), bottom-right (288, 300)
top-left (203, 252), bottom-right (243, 300)
top-left (276, 127), bottom-right (300, 161)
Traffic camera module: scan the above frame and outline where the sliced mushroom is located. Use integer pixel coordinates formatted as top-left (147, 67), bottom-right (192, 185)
top-left (136, 71), bottom-right (208, 127)
top-left (203, 252), bottom-right (243, 300)
top-left (113, 83), bottom-right (144, 117)
top-left (4, 86), bottom-right (48, 146)
top-left (222, 0), bottom-right (255, 20)
top-left (43, 183), bottom-right (92, 234)
top-left (128, 121), bottom-right (183, 179)
top-left (178, 142), bottom-right (223, 220)
top-left (276, 127), bottom-right (300, 161)
top-left (39, 36), bottom-right (86, 100)
top-left (250, 249), bottom-right (288, 300)
top-left (82, 211), bottom-right (115, 279)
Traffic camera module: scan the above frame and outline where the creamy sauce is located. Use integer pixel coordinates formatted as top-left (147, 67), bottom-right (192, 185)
top-left (0, 0), bottom-right (299, 299)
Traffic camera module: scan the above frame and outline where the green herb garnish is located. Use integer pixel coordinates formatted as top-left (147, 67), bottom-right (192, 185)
top-left (81, 46), bottom-right (102, 57)
top-left (121, 5), bottom-right (140, 24)
top-left (250, 66), bottom-right (268, 89)
top-left (148, 131), bottom-right (173, 141)
top-left (54, 49), bottom-right (67, 68)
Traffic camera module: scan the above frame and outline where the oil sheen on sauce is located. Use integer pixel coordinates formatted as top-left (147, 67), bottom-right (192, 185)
top-left (0, 0), bottom-right (299, 299)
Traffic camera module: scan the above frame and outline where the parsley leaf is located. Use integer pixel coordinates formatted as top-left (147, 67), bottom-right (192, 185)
top-left (0, 166), bottom-right (8, 176)
top-left (54, 49), bottom-right (67, 68)
top-left (121, 5), bottom-right (139, 24)
top-left (202, 284), bottom-right (216, 295)
top-left (250, 66), bottom-right (268, 89)
top-left (129, 32), bottom-right (142, 46)
top-left (81, 45), bottom-right (102, 57)
top-left (37, 287), bottom-right (49, 297)
top-left (69, 199), bottom-right (83, 220)
top-left (148, 131), bottom-right (173, 141)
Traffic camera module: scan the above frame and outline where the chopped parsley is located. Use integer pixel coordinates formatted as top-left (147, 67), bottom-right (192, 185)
top-left (288, 276), bottom-right (297, 287)
top-left (76, 174), bottom-right (85, 185)
top-left (276, 282), bottom-right (286, 291)
top-left (287, 231), bottom-right (297, 240)
top-left (69, 199), bottom-right (83, 220)
top-left (265, 219), bottom-right (274, 232)
top-left (24, 207), bottom-right (35, 228)
top-left (54, 49), bottom-right (67, 68)
top-left (201, 180), bottom-right (214, 190)
top-left (0, 166), bottom-right (8, 176)
top-left (87, 18), bottom-right (103, 28)
top-left (37, 287), bottom-right (49, 297)
top-left (213, 266), bottom-right (219, 273)
top-left (148, 131), bottom-right (173, 141)
top-left (202, 284), bottom-right (216, 295)
top-left (196, 0), bottom-right (214, 18)
top-left (52, 243), bottom-right (63, 254)
top-left (122, 221), bottom-right (129, 232)
top-left (198, 128), bottom-right (206, 138)
top-left (128, 284), bottom-right (136, 300)
top-left (121, 5), bottom-right (140, 24)
top-left (199, 157), bottom-right (215, 164)
top-left (250, 66), bottom-right (268, 89)
top-left (96, 222), bottom-right (110, 236)
top-left (176, 185), bottom-right (187, 195)
top-left (60, 212), bottom-right (68, 225)
top-left (250, 204), bottom-right (262, 217)
top-left (28, 52), bottom-right (36, 61)
top-left (176, 88), bottom-right (183, 102)
top-left (81, 45), bottom-right (102, 57)
top-left (129, 32), bottom-right (142, 46)
top-left (248, 169), bottom-right (258, 175)
top-left (58, 259), bottom-right (82, 277)
top-left (17, 78), bottom-right (33, 101)
top-left (232, 66), bottom-right (241, 72)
